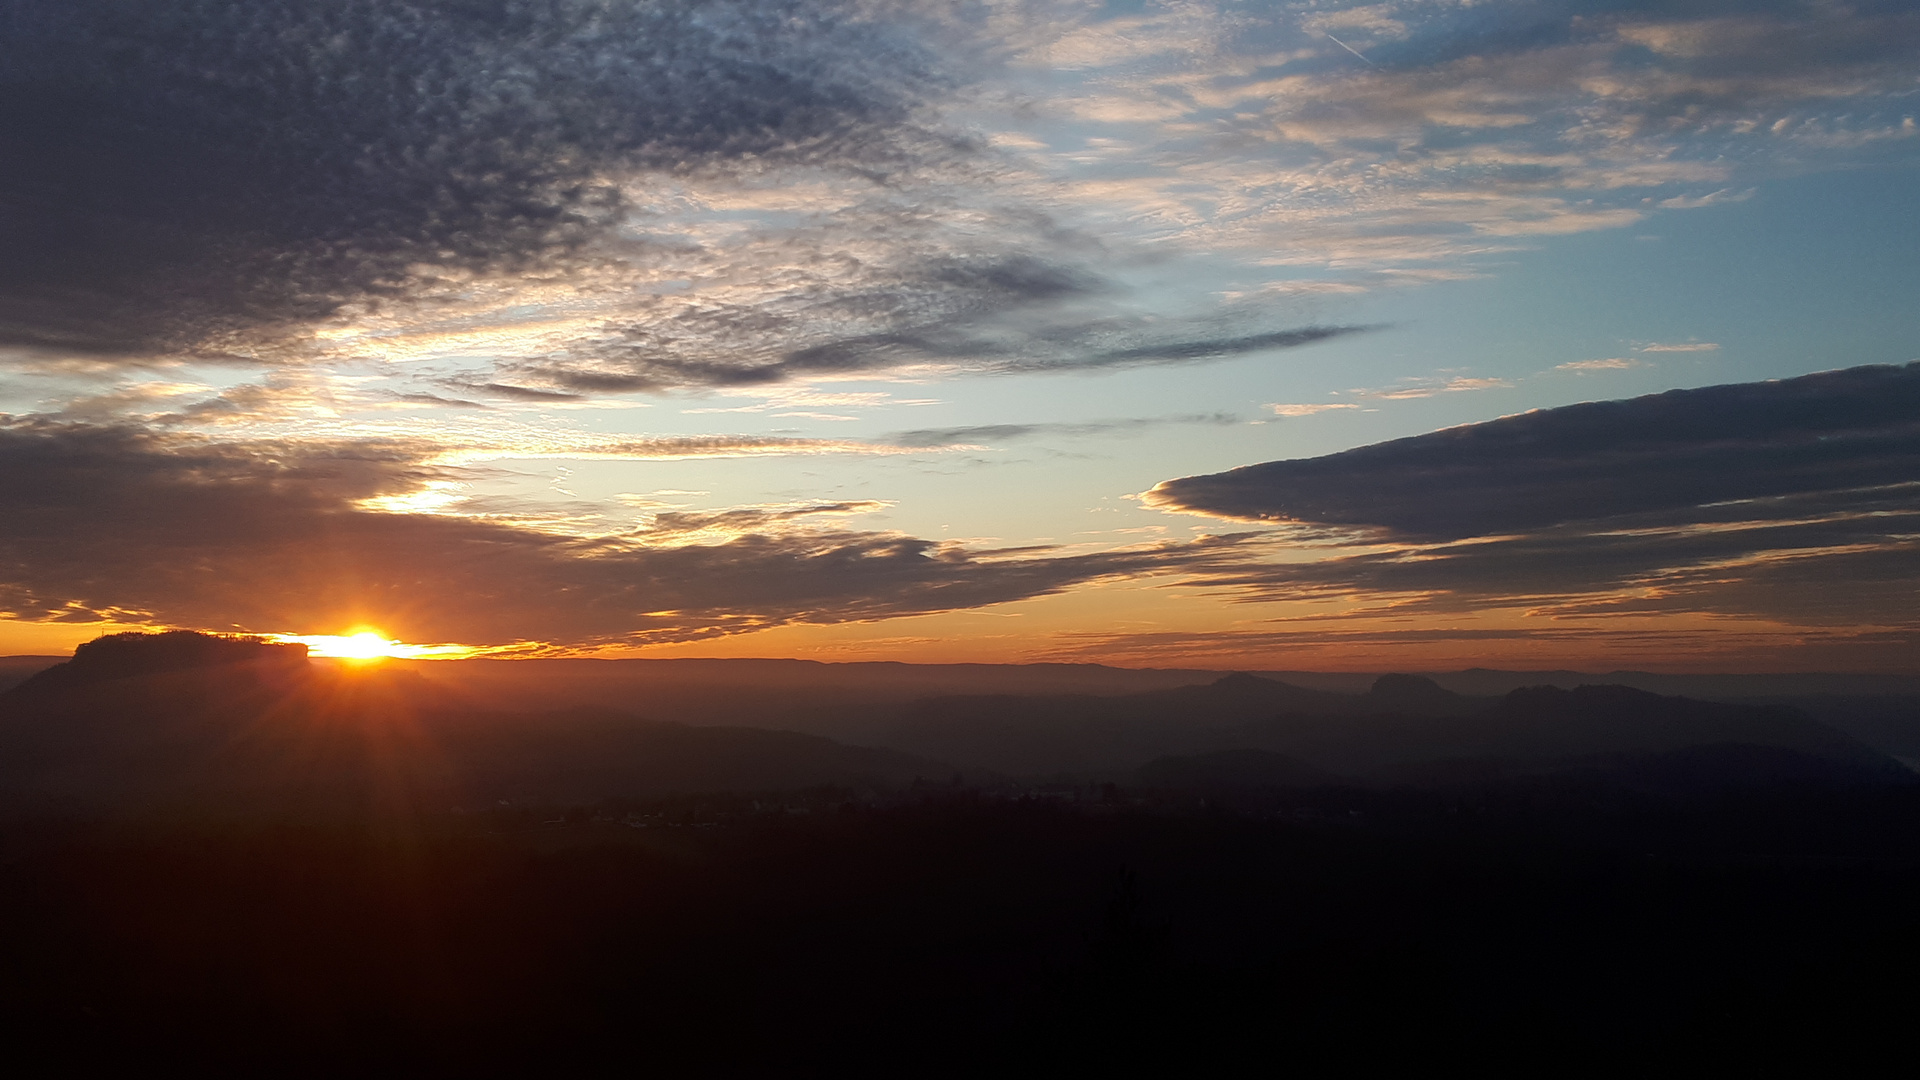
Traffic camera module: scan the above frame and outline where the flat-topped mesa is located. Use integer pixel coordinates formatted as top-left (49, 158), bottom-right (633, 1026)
top-left (7, 631), bottom-right (307, 697)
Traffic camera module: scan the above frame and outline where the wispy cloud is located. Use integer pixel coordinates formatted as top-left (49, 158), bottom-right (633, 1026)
top-left (1657, 188), bottom-right (1756, 210)
top-left (1356, 375), bottom-right (1514, 400)
top-left (1268, 403), bottom-right (1362, 417)
top-left (1556, 358), bottom-right (1647, 372)
top-left (883, 413), bottom-right (1238, 448)
top-left (1639, 342), bottom-right (1722, 353)
top-left (681, 388), bottom-right (918, 418)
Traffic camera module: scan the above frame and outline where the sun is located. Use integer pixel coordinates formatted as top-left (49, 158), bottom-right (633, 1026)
top-left (333, 630), bottom-right (396, 660)
top-left (268, 629), bottom-right (489, 661)
top-left (283, 628), bottom-right (402, 662)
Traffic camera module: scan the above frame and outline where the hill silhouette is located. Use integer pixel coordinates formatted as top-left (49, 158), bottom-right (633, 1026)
top-left (858, 673), bottom-right (1909, 786)
top-left (0, 632), bottom-right (944, 817)
top-left (1366, 672), bottom-right (1476, 715)
top-left (1, 639), bottom-right (1904, 811)
top-left (9, 630), bottom-right (307, 694)
top-left (38, 652), bottom-right (1895, 762)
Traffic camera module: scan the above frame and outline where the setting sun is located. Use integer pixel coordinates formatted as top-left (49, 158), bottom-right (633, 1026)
top-left (287, 629), bottom-right (401, 661)
top-left (271, 630), bottom-right (483, 661)
top-left (335, 631), bottom-right (395, 660)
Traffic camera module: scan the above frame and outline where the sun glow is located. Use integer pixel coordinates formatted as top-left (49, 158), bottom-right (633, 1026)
top-left (272, 629), bottom-right (484, 661)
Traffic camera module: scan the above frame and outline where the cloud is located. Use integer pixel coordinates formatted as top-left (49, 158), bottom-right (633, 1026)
top-left (0, 3), bottom-right (1361, 393)
top-left (0, 420), bottom-right (1244, 646)
top-left (439, 433), bottom-right (940, 463)
top-left (1356, 375), bottom-right (1514, 400)
top-left (0, 0), bottom-right (956, 361)
top-left (1151, 364), bottom-right (1920, 537)
top-left (5, 1), bottom-right (1911, 398)
top-left (1034, 326), bottom-right (1371, 372)
top-left (1145, 364), bottom-right (1920, 626)
top-left (998, 0), bottom-right (1920, 289)
top-left (681, 387), bottom-right (918, 418)
top-left (1657, 188), bottom-right (1755, 210)
top-left (1555, 358), bottom-right (1646, 372)
top-left (457, 383), bottom-right (588, 403)
top-left (520, 301), bottom-right (1367, 391)
top-left (1269, 403), bottom-right (1362, 417)
top-left (389, 393), bottom-right (491, 410)
top-left (48, 381), bottom-right (214, 420)
top-left (883, 413), bottom-right (1237, 448)
top-left (1639, 342), bottom-right (1721, 353)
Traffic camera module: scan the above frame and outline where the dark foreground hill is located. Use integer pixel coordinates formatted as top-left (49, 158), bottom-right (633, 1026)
top-left (9, 786), bottom-right (1920, 1074)
top-left (0, 633), bottom-right (942, 817)
top-left (3, 633), bottom-right (1920, 1073)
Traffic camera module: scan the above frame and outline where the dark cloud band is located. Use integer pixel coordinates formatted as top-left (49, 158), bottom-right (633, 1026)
top-left (1151, 363), bottom-right (1920, 538)
top-left (1149, 364), bottom-right (1920, 627)
top-left (0, 420), bottom-right (1242, 645)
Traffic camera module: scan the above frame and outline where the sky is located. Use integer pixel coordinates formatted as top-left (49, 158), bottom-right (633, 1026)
top-left (0, 0), bottom-right (1915, 671)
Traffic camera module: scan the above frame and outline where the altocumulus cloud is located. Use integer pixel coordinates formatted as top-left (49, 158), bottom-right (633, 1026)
top-left (0, 421), bottom-right (1251, 645)
top-left (1148, 364), bottom-right (1920, 626)
top-left (16, 1), bottom-right (1904, 397)
top-left (0, 0), bottom-right (1356, 390)
top-left (0, 0), bottom-right (953, 359)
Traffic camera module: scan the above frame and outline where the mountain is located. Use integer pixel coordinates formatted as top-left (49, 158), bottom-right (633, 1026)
top-left (19, 650), bottom-right (1903, 757)
top-left (1425, 668), bottom-right (1920, 698)
top-left (852, 674), bottom-right (1910, 786)
top-left (0, 632), bottom-right (945, 817)
top-left (862, 673), bottom-right (1467, 776)
top-left (1364, 673), bottom-right (1477, 716)
top-left (2, 635), bottom-right (1908, 812)
top-left (8, 630), bottom-right (308, 696)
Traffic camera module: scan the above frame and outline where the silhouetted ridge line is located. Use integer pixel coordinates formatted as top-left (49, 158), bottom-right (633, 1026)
top-left (1367, 673), bottom-right (1473, 715)
top-left (7, 631), bottom-right (306, 697)
top-left (0, 633), bottom-right (954, 815)
top-left (1490, 683), bottom-right (1814, 727)
top-left (863, 673), bottom-right (1914, 783)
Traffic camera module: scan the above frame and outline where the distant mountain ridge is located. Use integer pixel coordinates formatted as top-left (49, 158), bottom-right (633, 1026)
top-left (0, 633), bottom-right (946, 817)
top-left (863, 673), bottom-right (1910, 785)
top-left (0, 636), bottom-right (1911, 815)
top-left (1, 650), bottom-right (1913, 732)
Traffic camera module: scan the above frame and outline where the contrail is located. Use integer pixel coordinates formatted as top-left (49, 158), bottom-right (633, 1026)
top-left (1325, 33), bottom-right (1376, 67)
